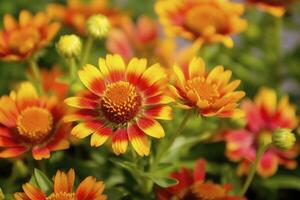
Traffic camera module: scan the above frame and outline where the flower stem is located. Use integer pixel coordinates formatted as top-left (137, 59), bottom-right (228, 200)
top-left (28, 58), bottom-right (44, 95)
top-left (81, 36), bottom-right (93, 66)
top-left (68, 58), bottom-right (77, 80)
top-left (239, 143), bottom-right (272, 196)
top-left (152, 110), bottom-right (193, 169)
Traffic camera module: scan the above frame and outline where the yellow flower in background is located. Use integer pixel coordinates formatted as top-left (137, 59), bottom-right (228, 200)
top-left (14, 169), bottom-right (107, 200)
top-left (65, 54), bottom-right (173, 156)
top-left (247, 0), bottom-right (299, 17)
top-left (0, 10), bottom-right (60, 61)
top-left (0, 82), bottom-right (70, 160)
top-left (155, 0), bottom-right (247, 48)
top-left (171, 57), bottom-right (245, 118)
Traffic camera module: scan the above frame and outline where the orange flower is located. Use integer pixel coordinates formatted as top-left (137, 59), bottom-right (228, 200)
top-left (47, 0), bottom-right (125, 35)
top-left (157, 159), bottom-right (246, 200)
top-left (0, 82), bottom-right (70, 160)
top-left (65, 54), bottom-right (173, 156)
top-left (0, 10), bottom-right (60, 61)
top-left (155, 0), bottom-right (247, 48)
top-left (14, 169), bottom-right (107, 200)
top-left (171, 57), bottom-right (245, 118)
top-left (247, 0), bottom-right (298, 17)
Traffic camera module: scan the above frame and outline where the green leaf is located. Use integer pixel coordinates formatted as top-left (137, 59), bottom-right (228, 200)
top-left (145, 175), bottom-right (178, 188)
top-left (0, 187), bottom-right (4, 200)
top-left (29, 169), bottom-right (53, 195)
top-left (261, 175), bottom-right (300, 190)
top-left (106, 187), bottom-right (129, 200)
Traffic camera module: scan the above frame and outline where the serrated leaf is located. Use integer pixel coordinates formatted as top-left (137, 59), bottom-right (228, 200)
top-left (29, 169), bottom-right (53, 195)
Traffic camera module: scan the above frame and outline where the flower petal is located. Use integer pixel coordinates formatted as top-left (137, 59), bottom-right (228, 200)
top-left (144, 105), bottom-right (172, 120)
top-left (188, 57), bottom-right (205, 79)
top-left (71, 120), bottom-right (105, 139)
top-left (137, 118), bottom-right (165, 138)
top-left (138, 63), bottom-right (167, 91)
top-left (0, 146), bottom-right (28, 158)
top-left (64, 97), bottom-right (98, 109)
top-left (112, 129), bottom-right (128, 155)
top-left (126, 57), bottom-right (147, 84)
top-left (90, 127), bottom-right (112, 147)
top-left (128, 124), bottom-right (150, 156)
top-left (16, 82), bottom-right (38, 111)
top-left (32, 147), bottom-right (50, 160)
top-left (22, 183), bottom-right (46, 200)
top-left (105, 54), bottom-right (126, 82)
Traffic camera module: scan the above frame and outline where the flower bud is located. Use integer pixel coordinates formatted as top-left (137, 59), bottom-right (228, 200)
top-left (56, 34), bottom-right (82, 58)
top-left (86, 14), bottom-right (110, 39)
top-left (272, 128), bottom-right (296, 151)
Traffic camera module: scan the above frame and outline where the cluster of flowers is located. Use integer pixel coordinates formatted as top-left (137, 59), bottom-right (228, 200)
top-left (0, 0), bottom-right (299, 199)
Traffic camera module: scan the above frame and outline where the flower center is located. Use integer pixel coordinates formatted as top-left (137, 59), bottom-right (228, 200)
top-left (186, 77), bottom-right (220, 104)
top-left (192, 182), bottom-right (226, 200)
top-left (46, 192), bottom-right (76, 200)
top-left (184, 5), bottom-right (227, 36)
top-left (101, 81), bottom-right (142, 124)
top-left (17, 107), bottom-right (53, 144)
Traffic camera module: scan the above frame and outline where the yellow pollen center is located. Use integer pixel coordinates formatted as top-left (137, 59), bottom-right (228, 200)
top-left (101, 81), bottom-right (142, 124)
top-left (17, 107), bottom-right (53, 144)
top-left (186, 77), bottom-right (220, 104)
top-left (192, 182), bottom-right (226, 200)
top-left (46, 192), bottom-right (76, 200)
top-left (184, 5), bottom-right (227, 35)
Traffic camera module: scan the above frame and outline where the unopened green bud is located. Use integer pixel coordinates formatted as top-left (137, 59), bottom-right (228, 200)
top-left (56, 34), bottom-right (82, 58)
top-left (272, 128), bottom-right (296, 151)
top-left (86, 14), bottom-right (110, 39)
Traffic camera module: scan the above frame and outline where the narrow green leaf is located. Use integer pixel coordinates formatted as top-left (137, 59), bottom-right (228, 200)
top-left (31, 169), bottom-right (53, 195)
top-left (261, 175), bottom-right (300, 190)
top-left (146, 175), bottom-right (178, 188)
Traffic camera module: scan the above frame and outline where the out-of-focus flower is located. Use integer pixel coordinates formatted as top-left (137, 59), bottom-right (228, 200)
top-left (47, 0), bottom-right (125, 35)
top-left (107, 16), bottom-right (159, 62)
top-left (41, 67), bottom-right (69, 99)
top-left (0, 82), bottom-right (70, 160)
top-left (14, 169), bottom-right (107, 200)
top-left (155, 0), bottom-right (247, 48)
top-left (272, 128), bottom-right (296, 151)
top-left (246, 0), bottom-right (299, 17)
top-left (87, 14), bottom-right (110, 39)
top-left (157, 159), bottom-right (246, 200)
top-left (56, 34), bottom-right (82, 58)
top-left (224, 87), bottom-right (299, 177)
top-left (171, 57), bottom-right (245, 118)
top-left (0, 10), bottom-right (60, 61)
top-left (65, 54), bottom-right (173, 156)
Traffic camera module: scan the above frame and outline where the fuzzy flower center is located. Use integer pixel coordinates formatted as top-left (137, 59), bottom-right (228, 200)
top-left (101, 81), bottom-right (142, 124)
top-left (184, 5), bottom-right (226, 35)
top-left (17, 107), bottom-right (53, 143)
top-left (192, 182), bottom-right (226, 200)
top-left (46, 192), bottom-right (76, 200)
top-left (186, 77), bottom-right (220, 104)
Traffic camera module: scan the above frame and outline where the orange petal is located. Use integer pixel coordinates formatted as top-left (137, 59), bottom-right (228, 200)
top-left (22, 183), bottom-right (46, 200)
top-left (63, 109), bottom-right (99, 122)
top-left (76, 176), bottom-right (106, 200)
top-left (112, 129), bottom-right (128, 155)
top-left (137, 118), bottom-right (165, 138)
top-left (14, 192), bottom-right (31, 200)
top-left (78, 64), bottom-right (106, 96)
top-left (105, 54), bottom-right (126, 82)
top-left (138, 63), bottom-right (167, 91)
top-left (128, 124), bottom-right (150, 156)
top-left (32, 147), bottom-right (50, 160)
top-left (16, 82), bottom-right (38, 111)
top-left (64, 97), bottom-right (98, 109)
top-left (188, 57), bottom-right (205, 79)
top-left (126, 57), bottom-right (147, 84)
top-left (3, 14), bottom-right (17, 31)
top-left (54, 169), bottom-right (74, 193)
top-left (145, 94), bottom-right (174, 105)
top-left (0, 136), bottom-right (19, 147)
top-left (0, 96), bottom-right (19, 127)
top-left (0, 146), bottom-right (28, 158)
top-left (71, 120), bottom-right (105, 139)
top-left (19, 10), bottom-right (33, 27)
top-left (144, 105), bottom-right (172, 120)
top-left (90, 127), bottom-right (112, 147)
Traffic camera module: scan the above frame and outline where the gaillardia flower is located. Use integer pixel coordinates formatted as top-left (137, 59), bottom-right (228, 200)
top-left (157, 159), bottom-right (245, 200)
top-left (65, 54), bottom-right (173, 156)
top-left (224, 87), bottom-right (299, 177)
top-left (0, 10), bottom-right (60, 61)
top-left (47, 0), bottom-right (125, 35)
top-left (155, 0), bottom-right (247, 47)
top-left (247, 0), bottom-right (298, 17)
top-left (14, 169), bottom-right (107, 200)
top-left (0, 82), bottom-right (70, 160)
top-left (170, 57), bottom-right (245, 118)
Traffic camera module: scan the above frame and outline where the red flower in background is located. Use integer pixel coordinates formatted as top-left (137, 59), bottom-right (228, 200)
top-left (157, 159), bottom-right (246, 200)
top-left (224, 87), bottom-right (298, 177)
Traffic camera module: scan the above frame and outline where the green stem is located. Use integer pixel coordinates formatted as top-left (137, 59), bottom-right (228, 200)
top-left (81, 37), bottom-right (93, 66)
top-left (274, 16), bottom-right (282, 87)
top-left (152, 110), bottom-right (193, 169)
top-left (68, 58), bottom-right (77, 80)
top-left (28, 58), bottom-right (44, 95)
top-left (239, 143), bottom-right (272, 196)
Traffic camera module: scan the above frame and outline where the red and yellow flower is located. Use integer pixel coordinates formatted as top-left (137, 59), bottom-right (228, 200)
top-left (14, 169), bottom-right (107, 200)
top-left (0, 10), bottom-right (60, 61)
top-left (155, 0), bottom-right (247, 48)
top-left (157, 159), bottom-right (246, 200)
top-left (246, 0), bottom-right (299, 17)
top-left (47, 0), bottom-right (125, 35)
top-left (0, 82), bottom-right (70, 160)
top-left (224, 87), bottom-right (298, 177)
top-left (65, 54), bottom-right (173, 156)
top-left (171, 57), bottom-right (245, 118)
top-left (106, 15), bottom-right (159, 62)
